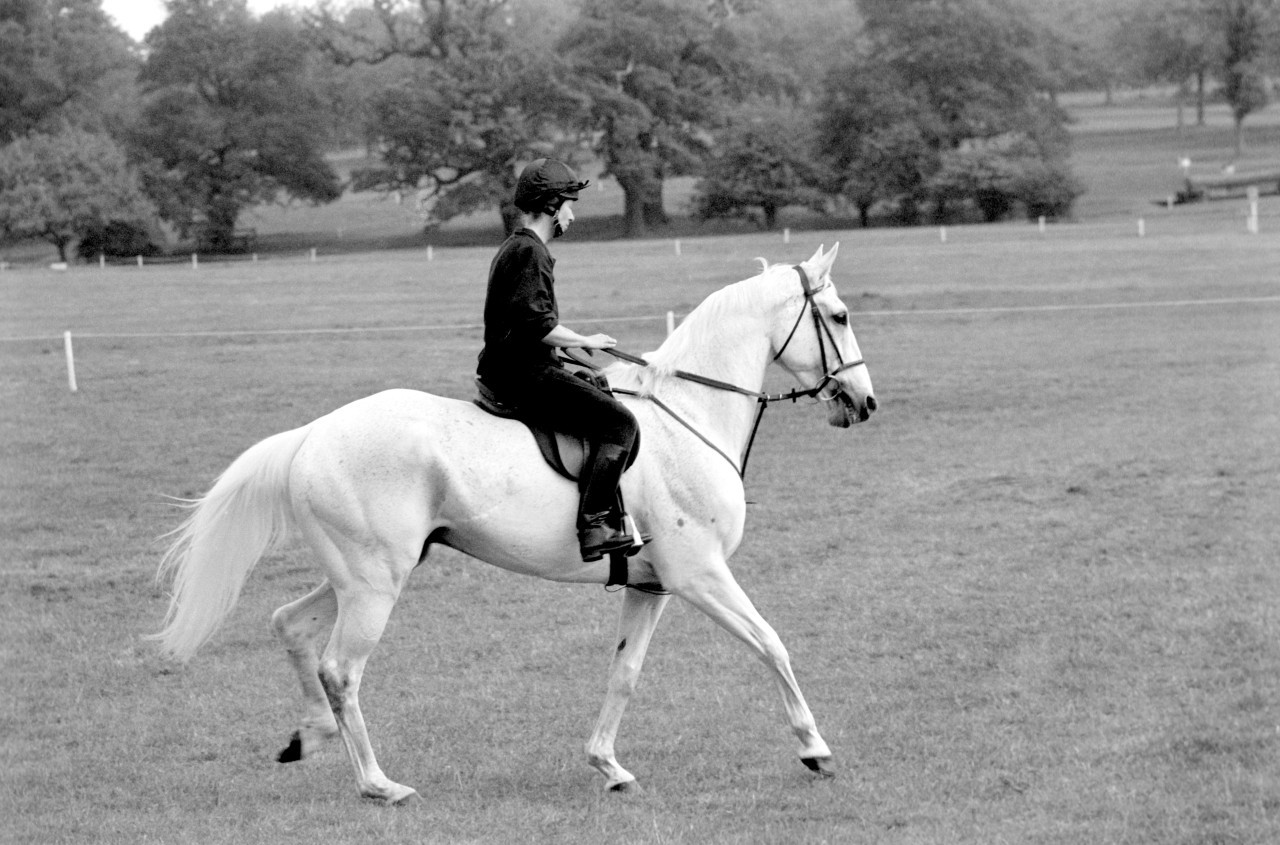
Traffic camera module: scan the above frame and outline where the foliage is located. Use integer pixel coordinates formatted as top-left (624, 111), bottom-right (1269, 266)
top-left (1116, 1), bottom-right (1218, 125)
top-left (74, 219), bottom-right (164, 259)
top-left (820, 0), bottom-right (1081, 225)
top-left (0, 0), bottom-right (140, 140)
top-left (1005, 0), bottom-right (1148, 94)
top-left (0, 126), bottom-right (153, 261)
top-left (132, 0), bottom-right (340, 251)
top-left (692, 101), bottom-right (827, 229)
top-left (559, 0), bottom-right (760, 237)
top-left (928, 143), bottom-right (1085, 222)
top-left (306, 0), bottom-right (577, 234)
top-left (1211, 0), bottom-right (1276, 153)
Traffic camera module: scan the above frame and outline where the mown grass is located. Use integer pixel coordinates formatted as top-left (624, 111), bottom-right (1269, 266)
top-left (3, 106), bottom-right (1280, 844)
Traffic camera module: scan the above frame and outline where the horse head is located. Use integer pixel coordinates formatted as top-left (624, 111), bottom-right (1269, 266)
top-left (770, 243), bottom-right (877, 427)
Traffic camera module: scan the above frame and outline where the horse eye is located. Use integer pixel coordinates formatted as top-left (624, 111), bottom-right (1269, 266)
top-left (832, 311), bottom-right (849, 326)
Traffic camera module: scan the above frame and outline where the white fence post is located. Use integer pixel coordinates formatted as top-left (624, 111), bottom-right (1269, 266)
top-left (64, 331), bottom-right (78, 393)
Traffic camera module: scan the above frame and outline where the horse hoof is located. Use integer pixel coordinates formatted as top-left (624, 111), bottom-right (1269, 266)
top-left (277, 731), bottom-right (304, 764)
top-left (389, 787), bottom-right (420, 806)
top-left (608, 779), bottom-right (640, 794)
top-left (801, 756), bottom-right (836, 778)
top-left (363, 784), bottom-right (419, 805)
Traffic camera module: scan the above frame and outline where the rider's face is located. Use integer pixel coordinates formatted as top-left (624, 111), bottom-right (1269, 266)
top-left (552, 200), bottom-right (575, 238)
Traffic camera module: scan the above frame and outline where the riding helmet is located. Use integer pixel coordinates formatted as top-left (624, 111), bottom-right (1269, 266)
top-left (513, 158), bottom-right (591, 214)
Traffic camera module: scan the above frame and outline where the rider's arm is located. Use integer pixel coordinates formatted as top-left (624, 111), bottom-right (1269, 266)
top-left (541, 324), bottom-right (616, 350)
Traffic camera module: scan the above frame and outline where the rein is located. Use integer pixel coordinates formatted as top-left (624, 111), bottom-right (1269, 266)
top-left (584, 265), bottom-right (865, 478)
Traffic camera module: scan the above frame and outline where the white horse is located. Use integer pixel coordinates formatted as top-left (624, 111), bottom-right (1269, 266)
top-left (151, 242), bottom-right (876, 803)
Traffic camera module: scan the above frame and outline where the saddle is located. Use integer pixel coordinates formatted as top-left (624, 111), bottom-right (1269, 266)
top-left (472, 370), bottom-right (639, 482)
top-left (473, 370), bottom-right (658, 591)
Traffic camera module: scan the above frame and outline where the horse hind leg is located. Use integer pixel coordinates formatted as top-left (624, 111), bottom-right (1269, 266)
top-left (319, 585), bottom-right (417, 803)
top-left (270, 580), bottom-right (340, 763)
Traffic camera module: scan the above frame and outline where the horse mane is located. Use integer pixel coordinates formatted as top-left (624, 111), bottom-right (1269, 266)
top-left (630, 258), bottom-right (792, 383)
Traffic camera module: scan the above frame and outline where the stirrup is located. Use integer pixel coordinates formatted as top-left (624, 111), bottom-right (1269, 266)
top-left (579, 513), bottom-right (648, 562)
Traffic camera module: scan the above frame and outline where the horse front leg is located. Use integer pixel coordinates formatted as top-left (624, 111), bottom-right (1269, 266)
top-left (270, 580), bottom-right (340, 762)
top-left (674, 562), bottom-right (835, 777)
top-left (586, 587), bottom-right (671, 791)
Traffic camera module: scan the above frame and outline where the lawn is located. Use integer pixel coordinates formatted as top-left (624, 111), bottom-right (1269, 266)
top-left (2, 101), bottom-right (1279, 844)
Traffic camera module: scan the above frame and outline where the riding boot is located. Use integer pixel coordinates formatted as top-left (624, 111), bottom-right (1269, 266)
top-left (577, 443), bottom-right (637, 561)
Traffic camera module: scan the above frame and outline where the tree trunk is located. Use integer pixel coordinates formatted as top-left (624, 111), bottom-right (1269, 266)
top-left (763, 202), bottom-right (778, 230)
top-left (615, 170), bottom-right (665, 238)
top-left (1234, 115), bottom-right (1245, 156)
top-left (50, 234), bottom-right (69, 263)
top-left (618, 177), bottom-right (647, 238)
top-left (1196, 70), bottom-right (1206, 126)
top-left (202, 195), bottom-right (239, 252)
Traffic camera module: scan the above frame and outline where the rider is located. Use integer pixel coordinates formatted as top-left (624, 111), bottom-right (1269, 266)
top-left (477, 158), bottom-right (642, 562)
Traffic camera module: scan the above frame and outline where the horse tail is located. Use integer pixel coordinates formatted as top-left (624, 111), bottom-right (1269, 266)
top-left (148, 423), bottom-right (313, 662)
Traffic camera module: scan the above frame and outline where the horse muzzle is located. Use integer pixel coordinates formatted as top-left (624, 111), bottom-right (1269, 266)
top-left (825, 389), bottom-right (876, 428)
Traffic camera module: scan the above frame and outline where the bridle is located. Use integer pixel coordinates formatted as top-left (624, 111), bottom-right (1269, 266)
top-left (590, 265), bottom-right (866, 478)
top-left (772, 264), bottom-right (866, 402)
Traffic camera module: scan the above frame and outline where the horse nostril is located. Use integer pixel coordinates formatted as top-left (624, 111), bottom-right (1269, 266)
top-left (866, 395), bottom-right (878, 413)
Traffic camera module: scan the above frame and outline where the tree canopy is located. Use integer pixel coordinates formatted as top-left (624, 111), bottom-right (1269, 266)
top-left (0, 127), bottom-right (153, 260)
top-left (133, 0), bottom-right (340, 250)
top-left (19, 0), bottom-right (1280, 258)
top-left (0, 0), bottom-right (139, 141)
top-left (559, 0), bottom-right (761, 236)
top-left (818, 0), bottom-right (1080, 225)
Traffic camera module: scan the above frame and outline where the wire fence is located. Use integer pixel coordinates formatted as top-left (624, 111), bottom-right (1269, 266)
top-left (2, 191), bottom-right (1277, 273)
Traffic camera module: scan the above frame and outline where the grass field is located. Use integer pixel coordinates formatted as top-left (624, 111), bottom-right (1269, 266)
top-left (3, 104), bottom-right (1280, 844)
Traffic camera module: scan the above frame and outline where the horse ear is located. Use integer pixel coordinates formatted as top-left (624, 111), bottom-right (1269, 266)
top-left (813, 242), bottom-right (839, 277)
top-left (806, 244), bottom-right (825, 266)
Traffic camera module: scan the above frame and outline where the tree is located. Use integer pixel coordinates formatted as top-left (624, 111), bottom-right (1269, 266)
top-left (305, 0), bottom-right (576, 234)
top-left (1120, 1), bottom-right (1218, 127)
top-left (693, 101), bottom-right (827, 229)
top-left (819, 0), bottom-right (1080, 225)
top-left (1006, 0), bottom-right (1149, 101)
top-left (1211, 0), bottom-right (1276, 155)
top-left (560, 0), bottom-right (758, 237)
top-left (0, 127), bottom-right (154, 261)
top-left (0, 0), bottom-right (140, 141)
top-left (816, 59), bottom-right (938, 225)
top-left (132, 0), bottom-right (339, 250)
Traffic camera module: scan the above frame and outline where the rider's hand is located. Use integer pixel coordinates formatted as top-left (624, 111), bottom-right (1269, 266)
top-left (581, 333), bottom-right (617, 349)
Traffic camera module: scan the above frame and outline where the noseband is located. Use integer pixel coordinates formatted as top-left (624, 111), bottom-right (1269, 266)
top-left (596, 265), bottom-right (867, 477)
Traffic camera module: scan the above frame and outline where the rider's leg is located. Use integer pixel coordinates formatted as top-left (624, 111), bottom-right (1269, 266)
top-left (513, 367), bottom-right (639, 560)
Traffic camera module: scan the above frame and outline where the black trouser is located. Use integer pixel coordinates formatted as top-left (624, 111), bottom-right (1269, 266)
top-left (488, 365), bottom-right (638, 522)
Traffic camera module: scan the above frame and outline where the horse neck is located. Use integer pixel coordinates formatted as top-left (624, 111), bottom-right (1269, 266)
top-left (641, 274), bottom-right (783, 460)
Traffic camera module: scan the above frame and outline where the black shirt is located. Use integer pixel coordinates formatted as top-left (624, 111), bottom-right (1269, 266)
top-left (477, 228), bottom-right (561, 385)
